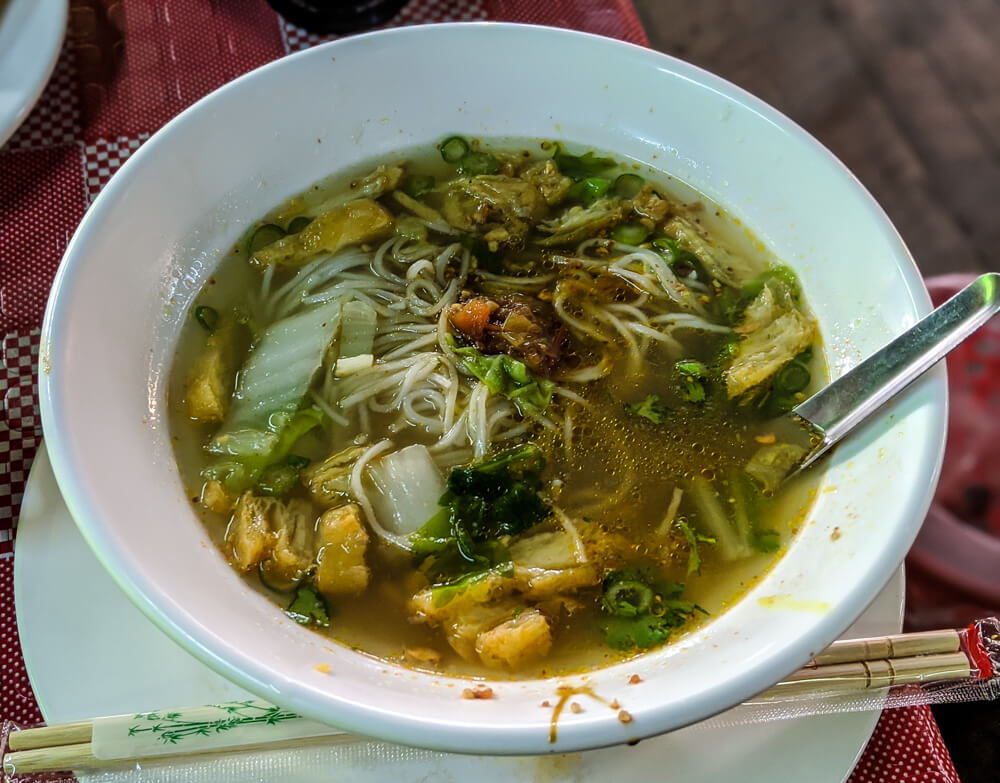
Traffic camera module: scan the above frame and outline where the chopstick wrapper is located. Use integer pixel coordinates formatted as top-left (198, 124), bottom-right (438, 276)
top-left (89, 700), bottom-right (343, 761)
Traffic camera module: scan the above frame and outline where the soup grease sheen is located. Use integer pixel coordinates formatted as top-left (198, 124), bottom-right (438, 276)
top-left (169, 139), bottom-right (822, 678)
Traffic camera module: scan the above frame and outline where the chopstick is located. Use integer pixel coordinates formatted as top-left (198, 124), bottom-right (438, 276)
top-left (3, 625), bottom-right (991, 775)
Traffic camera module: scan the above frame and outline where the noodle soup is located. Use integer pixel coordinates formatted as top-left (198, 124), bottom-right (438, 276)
top-left (169, 139), bottom-right (821, 677)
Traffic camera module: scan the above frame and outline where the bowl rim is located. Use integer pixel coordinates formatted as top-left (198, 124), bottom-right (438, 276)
top-left (39, 21), bottom-right (947, 753)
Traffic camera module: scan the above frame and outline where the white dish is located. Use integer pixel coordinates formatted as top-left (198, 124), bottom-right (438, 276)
top-left (15, 444), bottom-right (903, 783)
top-left (0, 0), bottom-right (66, 147)
top-left (38, 22), bottom-right (946, 754)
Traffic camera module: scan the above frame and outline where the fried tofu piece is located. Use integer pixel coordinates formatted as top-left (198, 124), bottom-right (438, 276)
top-left (227, 493), bottom-right (277, 572)
top-left (314, 503), bottom-right (371, 598)
top-left (200, 479), bottom-right (235, 514)
top-left (475, 609), bottom-right (552, 669)
top-left (185, 323), bottom-right (238, 423)
top-left (252, 199), bottom-right (393, 267)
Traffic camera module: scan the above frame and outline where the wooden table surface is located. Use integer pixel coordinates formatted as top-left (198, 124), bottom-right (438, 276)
top-left (633, 2), bottom-right (1000, 781)
top-left (635, 0), bottom-right (1000, 279)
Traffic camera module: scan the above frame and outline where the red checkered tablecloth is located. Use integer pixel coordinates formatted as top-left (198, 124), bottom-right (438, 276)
top-left (0, 3), bottom-right (960, 781)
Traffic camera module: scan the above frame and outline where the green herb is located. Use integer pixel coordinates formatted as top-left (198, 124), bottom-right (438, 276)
top-left (552, 146), bottom-right (617, 180)
top-left (256, 454), bottom-right (310, 498)
top-left (449, 338), bottom-right (554, 416)
top-left (410, 445), bottom-right (550, 601)
top-left (675, 359), bottom-right (709, 403)
top-left (401, 174), bottom-right (436, 199)
top-left (753, 530), bottom-right (782, 553)
top-left (565, 177), bottom-right (611, 205)
top-left (610, 222), bottom-right (652, 245)
top-left (286, 583), bottom-right (330, 627)
top-left (624, 394), bottom-right (671, 424)
top-left (460, 233), bottom-right (503, 273)
top-left (675, 519), bottom-right (703, 576)
top-left (598, 566), bottom-right (701, 651)
top-left (202, 408), bottom-right (323, 494)
top-left (194, 305), bottom-right (219, 333)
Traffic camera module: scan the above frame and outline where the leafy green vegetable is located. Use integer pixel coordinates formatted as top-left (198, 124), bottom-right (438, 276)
top-left (675, 519), bottom-right (704, 576)
top-left (553, 146), bottom-right (617, 180)
top-left (566, 177), bottom-right (611, 205)
top-left (624, 394), bottom-right (671, 424)
top-left (286, 583), bottom-right (330, 627)
top-left (753, 530), bottom-right (782, 553)
top-left (256, 454), bottom-right (310, 498)
top-left (460, 233), bottom-right (503, 273)
top-left (742, 265), bottom-right (801, 301)
top-left (450, 338), bottom-right (554, 415)
top-left (410, 445), bottom-right (550, 602)
top-left (202, 408), bottom-right (323, 494)
top-left (194, 305), bottom-right (218, 333)
top-left (429, 555), bottom-right (513, 608)
top-left (401, 174), bottom-right (436, 199)
top-left (675, 360), bottom-right (709, 403)
top-left (598, 566), bottom-right (701, 651)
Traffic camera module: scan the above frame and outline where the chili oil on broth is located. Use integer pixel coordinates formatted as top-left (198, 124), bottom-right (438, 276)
top-left (167, 138), bottom-right (825, 679)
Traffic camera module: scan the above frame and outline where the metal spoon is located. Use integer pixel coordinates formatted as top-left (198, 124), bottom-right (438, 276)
top-left (790, 273), bottom-right (1000, 474)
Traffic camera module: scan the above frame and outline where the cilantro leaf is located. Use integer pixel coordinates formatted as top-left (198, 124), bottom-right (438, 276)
top-left (675, 519), bottom-right (702, 576)
top-left (597, 566), bottom-right (701, 651)
top-left (286, 583), bottom-right (330, 628)
top-left (675, 360), bottom-right (710, 403)
top-left (625, 394), bottom-right (671, 424)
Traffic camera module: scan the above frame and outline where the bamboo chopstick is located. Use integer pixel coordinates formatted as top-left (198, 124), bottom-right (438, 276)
top-left (2, 627), bottom-right (987, 776)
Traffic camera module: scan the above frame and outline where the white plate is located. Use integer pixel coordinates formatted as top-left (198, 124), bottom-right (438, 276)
top-left (15, 444), bottom-right (903, 782)
top-left (0, 0), bottom-right (66, 147)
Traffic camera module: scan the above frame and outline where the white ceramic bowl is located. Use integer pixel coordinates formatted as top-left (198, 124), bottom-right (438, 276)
top-left (39, 23), bottom-right (946, 754)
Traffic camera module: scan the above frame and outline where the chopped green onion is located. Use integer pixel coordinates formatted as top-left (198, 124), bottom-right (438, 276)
top-left (552, 146), bottom-right (617, 180)
top-left (401, 174), bottom-right (436, 198)
top-left (458, 151), bottom-right (500, 176)
top-left (603, 580), bottom-right (654, 616)
top-left (286, 216), bottom-right (312, 234)
top-left (776, 362), bottom-right (811, 394)
top-left (248, 223), bottom-right (286, 255)
top-left (439, 136), bottom-right (470, 164)
top-left (194, 305), bottom-right (218, 333)
top-left (610, 222), bottom-right (651, 245)
top-left (566, 177), bottom-right (610, 205)
top-left (612, 173), bottom-right (645, 198)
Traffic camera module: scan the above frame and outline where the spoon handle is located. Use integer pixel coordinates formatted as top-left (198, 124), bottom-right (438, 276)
top-left (795, 273), bottom-right (1000, 469)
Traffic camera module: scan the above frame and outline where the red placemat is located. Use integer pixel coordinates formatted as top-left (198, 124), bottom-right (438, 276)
top-left (0, 3), bottom-right (959, 782)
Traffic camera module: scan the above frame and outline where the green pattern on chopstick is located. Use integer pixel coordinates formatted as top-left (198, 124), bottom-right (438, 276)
top-left (127, 700), bottom-right (303, 745)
